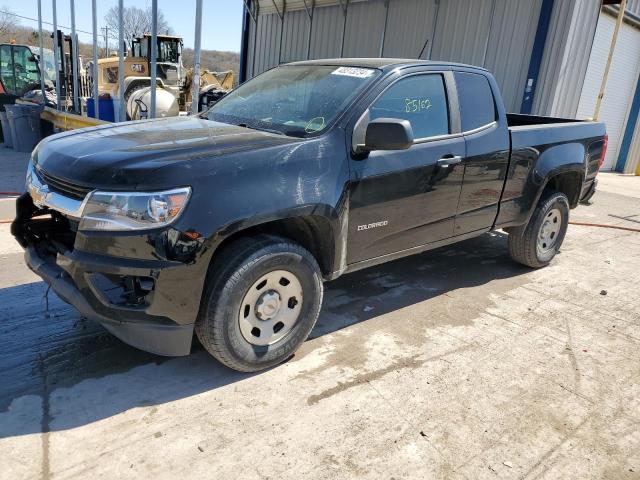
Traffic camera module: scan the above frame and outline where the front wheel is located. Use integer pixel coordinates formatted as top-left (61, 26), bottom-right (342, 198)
top-left (508, 191), bottom-right (569, 268)
top-left (195, 235), bottom-right (323, 372)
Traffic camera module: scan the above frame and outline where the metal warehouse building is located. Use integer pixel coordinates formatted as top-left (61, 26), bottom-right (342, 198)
top-left (239, 0), bottom-right (640, 173)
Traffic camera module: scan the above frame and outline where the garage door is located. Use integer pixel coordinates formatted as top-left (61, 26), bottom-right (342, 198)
top-left (577, 13), bottom-right (640, 170)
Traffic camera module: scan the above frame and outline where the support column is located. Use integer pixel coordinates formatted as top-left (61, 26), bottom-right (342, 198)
top-left (52, 0), bottom-right (61, 110)
top-left (117, 0), bottom-right (125, 121)
top-left (37, 0), bottom-right (46, 100)
top-left (150, 0), bottom-right (158, 118)
top-left (191, 0), bottom-right (203, 114)
top-left (91, 0), bottom-right (99, 119)
top-left (69, 0), bottom-right (79, 113)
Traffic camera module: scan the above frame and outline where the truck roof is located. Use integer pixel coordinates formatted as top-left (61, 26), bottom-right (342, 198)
top-left (286, 58), bottom-right (489, 72)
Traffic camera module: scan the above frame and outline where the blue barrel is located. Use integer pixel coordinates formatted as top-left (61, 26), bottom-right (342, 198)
top-left (87, 98), bottom-right (115, 122)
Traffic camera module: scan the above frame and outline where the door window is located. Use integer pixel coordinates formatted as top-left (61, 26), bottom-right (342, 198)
top-left (0, 44), bottom-right (15, 94)
top-left (369, 74), bottom-right (449, 139)
top-left (12, 46), bottom-right (40, 93)
top-left (454, 72), bottom-right (496, 132)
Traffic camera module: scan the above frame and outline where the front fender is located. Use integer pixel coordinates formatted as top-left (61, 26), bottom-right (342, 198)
top-left (206, 200), bottom-right (348, 279)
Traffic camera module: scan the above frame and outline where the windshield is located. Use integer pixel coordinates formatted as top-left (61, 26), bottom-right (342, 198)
top-left (158, 39), bottom-right (180, 63)
top-left (206, 65), bottom-right (381, 137)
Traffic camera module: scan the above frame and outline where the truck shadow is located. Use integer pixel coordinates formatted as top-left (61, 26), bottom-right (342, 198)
top-left (0, 231), bottom-right (530, 438)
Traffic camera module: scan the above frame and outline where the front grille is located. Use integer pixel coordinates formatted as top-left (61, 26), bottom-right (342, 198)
top-left (36, 167), bottom-right (93, 200)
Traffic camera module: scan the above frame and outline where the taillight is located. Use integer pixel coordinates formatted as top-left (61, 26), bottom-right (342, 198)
top-left (0, 82), bottom-right (5, 94)
top-left (598, 134), bottom-right (608, 168)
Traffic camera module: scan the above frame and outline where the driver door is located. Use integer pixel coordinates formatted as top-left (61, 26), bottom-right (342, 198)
top-left (347, 72), bottom-right (465, 264)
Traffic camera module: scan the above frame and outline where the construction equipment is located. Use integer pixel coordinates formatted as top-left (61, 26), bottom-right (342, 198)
top-left (0, 33), bottom-right (88, 112)
top-left (0, 43), bottom-right (55, 98)
top-left (184, 68), bottom-right (234, 112)
top-left (97, 34), bottom-right (233, 119)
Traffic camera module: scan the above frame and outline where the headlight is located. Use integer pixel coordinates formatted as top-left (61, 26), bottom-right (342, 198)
top-left (79, 187), bottom-right (191, 231)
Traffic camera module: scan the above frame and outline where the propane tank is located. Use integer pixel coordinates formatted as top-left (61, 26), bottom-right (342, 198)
top-left (126, 86), bottom-right (179, 120)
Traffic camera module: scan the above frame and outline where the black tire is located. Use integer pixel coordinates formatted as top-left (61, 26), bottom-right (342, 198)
top-left (195, 235), bottom-right (323, 372)
top-left (508, 191), bottom-right (569, 268)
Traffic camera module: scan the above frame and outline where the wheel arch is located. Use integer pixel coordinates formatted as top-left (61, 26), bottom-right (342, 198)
top-left (210, 211), bottom-right (343, 280)
top-left (502, 166), bottom-right (583, 234)
top-left (543, 169), bottom-right (583, 207)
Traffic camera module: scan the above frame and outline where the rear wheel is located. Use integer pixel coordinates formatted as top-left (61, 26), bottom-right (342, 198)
top-left (508, 191), bottom-right (569, 268)
top-left (195, 235), bottom-right (323, 372)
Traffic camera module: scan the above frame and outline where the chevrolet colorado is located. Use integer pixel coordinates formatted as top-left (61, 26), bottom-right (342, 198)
top-left (12, 59), bottom-right (606, 372)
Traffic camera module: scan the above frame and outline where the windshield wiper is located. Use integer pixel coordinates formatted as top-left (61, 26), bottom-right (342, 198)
top-left (237, 123), bottom-right (285, 136)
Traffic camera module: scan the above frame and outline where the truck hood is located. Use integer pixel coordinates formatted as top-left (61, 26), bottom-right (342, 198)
top-left (33, 117), bottom-right (299, 190)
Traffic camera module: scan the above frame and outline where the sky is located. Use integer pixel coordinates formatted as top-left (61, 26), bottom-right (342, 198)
top-left (4, 0), bottom-right (245, 52)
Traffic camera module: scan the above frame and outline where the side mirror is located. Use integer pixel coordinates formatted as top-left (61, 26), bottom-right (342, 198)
top-left (363, 118), bottom-right (414, 152)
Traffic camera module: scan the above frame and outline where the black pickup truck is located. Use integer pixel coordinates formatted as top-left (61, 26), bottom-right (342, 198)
top-left (12, 59), bottom-right (606, 372)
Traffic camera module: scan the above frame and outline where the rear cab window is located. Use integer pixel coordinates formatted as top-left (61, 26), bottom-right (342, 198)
top-left (369, 74), bottom-right (450, 139)
top-left (454, 72), bottom-right (496, 132)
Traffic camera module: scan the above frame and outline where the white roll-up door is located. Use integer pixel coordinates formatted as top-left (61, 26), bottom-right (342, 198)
top-left (577, 12), bottom-right (640, 170)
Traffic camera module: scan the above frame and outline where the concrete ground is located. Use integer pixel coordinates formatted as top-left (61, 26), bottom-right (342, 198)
top-left (0, 144), bottom-right (30, 221)
top-left (0, 147), bottom-right (639, 479)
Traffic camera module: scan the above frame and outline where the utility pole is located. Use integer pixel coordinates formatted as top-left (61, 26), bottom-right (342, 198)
top-left (101, 26), bottom-right (109, 56)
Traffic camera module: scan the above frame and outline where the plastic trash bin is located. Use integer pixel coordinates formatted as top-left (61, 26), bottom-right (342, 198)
top-left (5, 104), bottom-right (42, 152)
top-left (87, 97), bottom-right (115, 122)
top-left (0, 111), bottom-right (13, 148)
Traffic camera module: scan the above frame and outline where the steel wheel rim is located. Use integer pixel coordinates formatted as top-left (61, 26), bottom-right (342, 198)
top-left (537, 208), bottom-right (562, 255)
top-left (238, 269), bottom-right (303, 346)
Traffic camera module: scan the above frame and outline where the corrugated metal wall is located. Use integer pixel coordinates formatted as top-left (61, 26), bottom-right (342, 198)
top-left (532, 0), bottom-right (600, 117)
top-left (245, 0), bottom-right (543, 112)
top-left (483, 0), bottom-right (543, 112)
top-left (430, 0), bottom-right (494, 66)
top-left (625, 0), bottom-right (640, 16)
top-left (381, 0), bottom-right (438, 59)
top-left (342, 0), bottom-right (388, 57)
top-left (624, 114), bottom-right (640, 174)
top-left (308, 6), bottom-right (344, 59)
top-left (248, 12), bottom-right (282, 76)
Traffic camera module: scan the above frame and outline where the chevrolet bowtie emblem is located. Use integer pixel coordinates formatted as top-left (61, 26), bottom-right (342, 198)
top-left (31, 182), bottom-right (51, 207)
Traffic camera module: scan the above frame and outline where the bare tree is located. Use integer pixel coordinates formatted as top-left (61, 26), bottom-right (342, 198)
top-left (104, 6), bottom-right (172, 47)
top-left (0, 5), bottom-right (18, 40)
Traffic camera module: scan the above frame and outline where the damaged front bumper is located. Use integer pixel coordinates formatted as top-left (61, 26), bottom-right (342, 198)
top-left (23, 245), bottom-right (194, 356)
top-left (12, 193), bottom-right (205, 357)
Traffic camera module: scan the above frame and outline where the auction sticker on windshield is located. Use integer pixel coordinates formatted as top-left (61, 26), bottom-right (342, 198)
top-left (331, 67), bottom-right (375, 78)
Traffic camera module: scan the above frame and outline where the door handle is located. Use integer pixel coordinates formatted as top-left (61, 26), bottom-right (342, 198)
top-left (437, 155), bottom-right (462, 167)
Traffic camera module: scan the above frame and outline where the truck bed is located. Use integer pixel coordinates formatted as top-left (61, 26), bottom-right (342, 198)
top-left (506, 113), bottom-right (604, 150)
top-left (506, 113), bottom-right (588, 127)
top-left (496, 112), bottom-right (606, 230)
